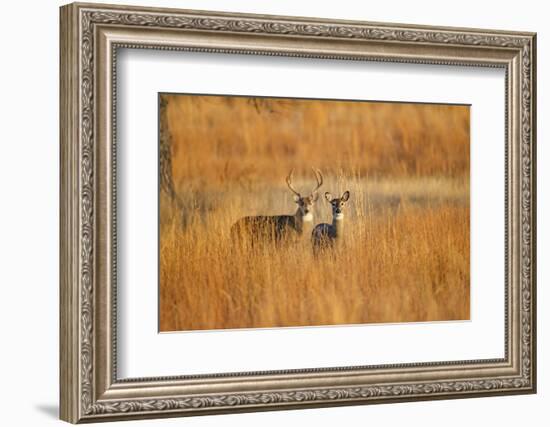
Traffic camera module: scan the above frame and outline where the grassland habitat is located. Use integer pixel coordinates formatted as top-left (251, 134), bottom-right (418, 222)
top-left (159, 94), bottom-right (470, 332)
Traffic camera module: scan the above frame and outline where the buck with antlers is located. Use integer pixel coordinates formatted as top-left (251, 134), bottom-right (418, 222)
top-left (311, 190), bottom-right (351, 255)
top-left (231, 169), bottom-right (323, 244)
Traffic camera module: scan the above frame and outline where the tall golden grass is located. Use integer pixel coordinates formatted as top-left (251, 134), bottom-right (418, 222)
top-left (159, 94), bottom-right (470, 332)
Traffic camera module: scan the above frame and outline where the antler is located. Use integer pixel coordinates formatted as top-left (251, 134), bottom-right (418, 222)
top-left (286, 169), bottom-right (301, 197)
top-left (310, 168), bottom-right (323, 194)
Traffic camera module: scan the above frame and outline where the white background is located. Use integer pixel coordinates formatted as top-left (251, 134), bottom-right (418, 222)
top-left (0, 0), bottom-right (546, 426)
top-left (118, 50), bottom-right (504, 377)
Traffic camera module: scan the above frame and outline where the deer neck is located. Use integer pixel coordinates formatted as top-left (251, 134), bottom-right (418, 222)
top-left (295, 208), bottom-right (313, 234)
top-left (332, 214), bottom-right (344, 237)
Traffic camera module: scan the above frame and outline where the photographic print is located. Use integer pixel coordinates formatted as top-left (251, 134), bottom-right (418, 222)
top-left (159, 94), bottom-right (470, 332)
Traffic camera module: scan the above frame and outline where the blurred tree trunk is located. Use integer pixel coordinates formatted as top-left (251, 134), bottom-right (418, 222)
top-left (159, 97), bottom-right (182, 208)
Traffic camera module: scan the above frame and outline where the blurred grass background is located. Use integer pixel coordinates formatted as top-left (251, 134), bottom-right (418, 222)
top-left (165, 94), bottom-right (469, 187)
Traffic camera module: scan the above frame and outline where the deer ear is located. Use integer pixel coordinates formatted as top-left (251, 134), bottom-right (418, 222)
top-left (293, 194), bottom-right (301, 202)
top-left (324, 192), bottom-right (332, 202)
top-left (341, 191), bottom-right (350, 202)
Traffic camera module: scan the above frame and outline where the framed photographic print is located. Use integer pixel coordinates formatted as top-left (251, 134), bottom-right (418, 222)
top-left (60, 2), bottom-right (537, 423)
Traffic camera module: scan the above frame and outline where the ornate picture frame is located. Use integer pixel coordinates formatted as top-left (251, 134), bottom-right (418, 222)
top-left (60, 2), bottom-right (536, 423)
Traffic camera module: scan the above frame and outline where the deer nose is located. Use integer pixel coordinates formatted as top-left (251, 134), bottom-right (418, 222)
top-left (335, 208), bottom-right (342, 214)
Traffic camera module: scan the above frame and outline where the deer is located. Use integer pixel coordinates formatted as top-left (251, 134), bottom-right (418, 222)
top-left (311, 190), bottom-right (351, 255)
top-left (230, 169), bottom-right (323, 245)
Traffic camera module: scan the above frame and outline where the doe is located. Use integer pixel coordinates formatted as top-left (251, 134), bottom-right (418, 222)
top-left (311, 190), bottom-right (351, 254)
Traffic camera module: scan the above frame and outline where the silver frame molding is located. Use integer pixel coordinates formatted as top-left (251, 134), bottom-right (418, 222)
top-left (60, 2), bottom-right (537, 423)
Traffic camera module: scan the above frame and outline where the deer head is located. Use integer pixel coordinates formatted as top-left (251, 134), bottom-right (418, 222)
top-left (324, 191), bottom-right (350, 221)
top-left (286, 168), bottom-right (323, 220)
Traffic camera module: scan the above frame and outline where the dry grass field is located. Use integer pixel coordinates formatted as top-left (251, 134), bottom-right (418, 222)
top-left (159, 94), bottom-right (470, 332)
